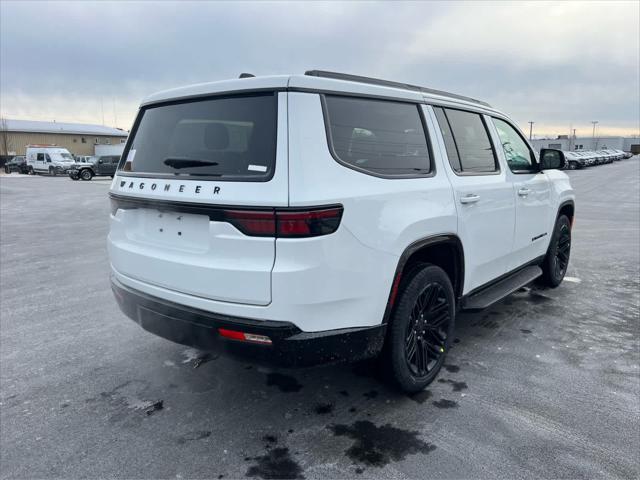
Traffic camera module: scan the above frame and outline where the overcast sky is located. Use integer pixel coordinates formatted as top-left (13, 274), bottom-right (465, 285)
top-left (1, 1), bottom-right (638, 138)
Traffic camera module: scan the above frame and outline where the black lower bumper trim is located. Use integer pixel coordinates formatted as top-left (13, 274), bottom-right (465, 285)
top-left (111, 277), bottom-right (386, 367)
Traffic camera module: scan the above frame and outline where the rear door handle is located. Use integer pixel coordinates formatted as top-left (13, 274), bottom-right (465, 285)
top-left (518, 187), bottom-right (531, 197)
top-left (460, 194), bottom-right (481, 204)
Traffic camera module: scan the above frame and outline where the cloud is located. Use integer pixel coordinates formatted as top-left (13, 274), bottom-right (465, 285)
top-left (1, 0), bottom-right (638, 136)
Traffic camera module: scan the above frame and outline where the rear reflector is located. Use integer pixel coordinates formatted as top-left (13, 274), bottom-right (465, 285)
top-left (222, 206), bottom-right (343, 238)
top-left (218, 328), bottom-right (272, 345)
top-left (388, 271), bottom-right (403, 308)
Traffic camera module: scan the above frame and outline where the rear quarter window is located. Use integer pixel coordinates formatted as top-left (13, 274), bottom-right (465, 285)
top-left (120, 93), bottom-right (278, 181)
top-left (323, 95), bottom-right (431, 178)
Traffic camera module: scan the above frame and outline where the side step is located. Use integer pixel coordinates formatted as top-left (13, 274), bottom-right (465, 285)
top-left (461, 266), bottom-right (543, 311)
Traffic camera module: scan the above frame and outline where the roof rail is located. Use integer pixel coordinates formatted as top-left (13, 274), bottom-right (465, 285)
top-left (304, 70), bottom-right (491, 108)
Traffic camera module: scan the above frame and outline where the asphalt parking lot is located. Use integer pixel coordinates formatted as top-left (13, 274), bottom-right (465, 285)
top-left (1, 161), bottom-right (639, 479)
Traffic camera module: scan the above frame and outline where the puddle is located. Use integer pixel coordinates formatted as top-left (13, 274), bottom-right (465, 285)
top-left (329, 420), bottom-right (435, 467)
top-left (314, 403), bottom-right (334, 415)
top-left (432, 399), bottom-right (458, 409)
top-left (266, 373), bottom-right (303, 393)
top-left (437, 378), bottom-right (468, 392)
top-left (246, 448), bottom-right (304, 479)
top-left (409, 390), bottom-right (432, 404)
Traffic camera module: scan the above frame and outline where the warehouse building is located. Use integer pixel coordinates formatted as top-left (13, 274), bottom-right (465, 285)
top-left (531, 136), bottom-right (640, 153)
top-left (0, 119), bottom-right (129, 157)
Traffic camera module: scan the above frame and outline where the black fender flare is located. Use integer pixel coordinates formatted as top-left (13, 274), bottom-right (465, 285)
top-left (381, 234), bottom-right (465, 325)
top-left (556, 199), bottom-right (575, 223)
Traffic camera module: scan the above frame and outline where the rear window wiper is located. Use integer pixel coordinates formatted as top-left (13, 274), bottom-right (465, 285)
top-left (163, 158), bottom-right (219, 169)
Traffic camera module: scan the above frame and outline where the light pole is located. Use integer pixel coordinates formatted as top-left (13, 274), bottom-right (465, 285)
top-left (591, 121), bottom-right (598, 150)
top-left (528, 121), bottom-right (534, 141)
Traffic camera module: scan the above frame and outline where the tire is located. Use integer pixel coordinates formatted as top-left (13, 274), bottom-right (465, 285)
top-left (567, 161), bottom-right (578, 170)
top-left (541, 215), bottom-right (571, 288)
top-left (80, 169), bottom-right (93, 181)
top-left (49, 166), bottom-right (56, 176)
top-left (384, 264), bottom-right (456, 393)
top-left (69, 174), bottom-right (79, 181)
top-left (4, 166), bottom-right (9, 174)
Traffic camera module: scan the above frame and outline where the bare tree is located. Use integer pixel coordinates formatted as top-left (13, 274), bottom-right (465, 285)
top-left (0, 116), bottom-right (10, 156)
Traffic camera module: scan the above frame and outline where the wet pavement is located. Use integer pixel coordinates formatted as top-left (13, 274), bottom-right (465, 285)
top-left (1, 160), bottom-right (638, 479)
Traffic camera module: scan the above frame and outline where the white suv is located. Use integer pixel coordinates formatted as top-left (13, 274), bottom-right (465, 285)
top-left (108, 71), bottom-right (575, 392)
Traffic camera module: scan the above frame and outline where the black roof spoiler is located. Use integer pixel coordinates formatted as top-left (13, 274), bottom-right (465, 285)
top-left (304, 70), bottom-right (491, 108)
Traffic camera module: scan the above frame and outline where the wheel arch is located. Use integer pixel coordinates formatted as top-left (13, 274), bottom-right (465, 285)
top-left (557, 200), bottom-right (575, 225)
top-left (382, 234), bottom-right (464, 324)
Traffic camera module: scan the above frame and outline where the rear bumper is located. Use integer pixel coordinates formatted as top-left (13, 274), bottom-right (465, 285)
top-left (111, 277), bottom-right (386, 367)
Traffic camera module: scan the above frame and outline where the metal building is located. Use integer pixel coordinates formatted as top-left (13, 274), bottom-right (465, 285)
top-left (531, 136), bottom-right (640, 153)
top-left (0, 119), bottom-right (129, 156)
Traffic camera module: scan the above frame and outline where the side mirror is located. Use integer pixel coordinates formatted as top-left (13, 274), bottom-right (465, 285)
top-left (539, 149), bottom-right (565, 170)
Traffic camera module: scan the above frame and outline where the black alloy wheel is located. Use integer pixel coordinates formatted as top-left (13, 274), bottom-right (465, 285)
top-left (405, 282), bottom-right (450, 377)
top-left (554, 223), bottom-right (571, 279)
top-left (385, 264), bottom-right (455, 393)
top-left (541, 214), bottom-right (571, 288)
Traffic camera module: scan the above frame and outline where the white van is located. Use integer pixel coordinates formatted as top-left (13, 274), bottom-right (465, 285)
top-left (25, 145), bottom-right (75, 175)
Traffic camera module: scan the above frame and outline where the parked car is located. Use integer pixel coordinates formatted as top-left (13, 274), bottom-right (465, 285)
top-left (4, 155), bottom-right (28, 174)
top-left (564, 151), bottom-right (586, 169)
top-left (577, 151), bottom-right (597, 166)
top-left (74, 155), bottom-right (93, 164)
top-left (68, 155), bottom-right (119, 180)
top-left (25, 146), bottom-right (75, 175)
top-left (596, 150), bottom-right (614, 164)
top-left (108, 71), bottom-right (575, 393)
top-left (604, 149), bottom-right (624, 161)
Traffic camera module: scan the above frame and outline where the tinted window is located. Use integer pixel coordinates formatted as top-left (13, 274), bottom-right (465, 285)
top-left (37, 153), bottom-right (44, 161)
top-left (324, 96), bottom-right (430, 176)
top-left (492, 118), bottom-right (536, 172)
top-left (433, 107), bottom-right (462, 172)
top-left (120, 93), bottom-right (278, 181)
top-left (439, 109), bottom-right (497, 173)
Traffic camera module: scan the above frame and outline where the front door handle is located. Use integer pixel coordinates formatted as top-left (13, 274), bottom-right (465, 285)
top-left (460, 194), bottom-right (481, 204)
top-left (518, 187), bottom-right (531, 197)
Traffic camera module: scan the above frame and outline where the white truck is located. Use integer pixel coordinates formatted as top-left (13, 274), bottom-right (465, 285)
top-left (108, 71), bottom-right (575, 392)
top-left (25, 146), bottom-right (75, 176)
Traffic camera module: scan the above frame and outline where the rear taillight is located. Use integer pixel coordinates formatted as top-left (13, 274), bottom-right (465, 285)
top-left (223, 206), bottom-right (343, 238)
top-left (223, 210), bottom-right (276, 237)
top-left (276, 207), bottom-right (343, 238)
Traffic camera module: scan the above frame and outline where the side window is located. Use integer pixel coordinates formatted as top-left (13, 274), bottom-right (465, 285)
top-left (433, 107), bottom-right (462, 172)
top-left (323, 95), bottom-right (431, 177)
top-left (37, 153), bottom-right (44, 161)
top-left (492, 118), bottom-right (536, 172)
top-left (436, 108), bottom-right (498, 174)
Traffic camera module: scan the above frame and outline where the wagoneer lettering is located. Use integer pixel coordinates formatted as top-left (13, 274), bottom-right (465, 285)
top-left (108, 71), bottom-right (575, 393)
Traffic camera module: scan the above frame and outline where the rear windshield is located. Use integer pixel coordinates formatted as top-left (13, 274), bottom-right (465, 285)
top-left (120, 93), bottom-right (278, 181)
